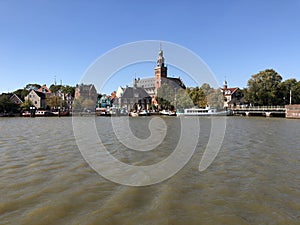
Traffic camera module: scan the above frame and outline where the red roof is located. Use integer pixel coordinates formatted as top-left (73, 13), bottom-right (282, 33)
top-left (221, 87), bottom-right (238, 96)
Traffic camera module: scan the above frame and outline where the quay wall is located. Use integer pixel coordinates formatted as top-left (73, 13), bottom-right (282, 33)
top-left (286, 104), bottom-right (300, 119)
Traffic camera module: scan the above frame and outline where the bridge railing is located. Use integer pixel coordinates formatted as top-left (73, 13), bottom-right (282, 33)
top-left (230, 105), bottom-right (286, 111)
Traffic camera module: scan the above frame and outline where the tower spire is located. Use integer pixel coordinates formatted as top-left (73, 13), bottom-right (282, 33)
top-left (157, 46), bottom-right (164, 67)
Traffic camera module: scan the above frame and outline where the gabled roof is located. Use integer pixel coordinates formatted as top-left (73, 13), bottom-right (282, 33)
top-left (31, 90), bottom-right (46, 99)
top-left (166, 77), bottom-right (186, 89)
top-left (9, 93), bottom-right (23, 104)
top-left (221, 87), bottom-right (238, 96)
top-left (121, 87), bottom-right (150, 99)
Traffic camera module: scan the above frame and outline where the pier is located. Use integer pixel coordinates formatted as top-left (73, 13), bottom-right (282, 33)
top-left (231, 106), bottom-right (286, 117)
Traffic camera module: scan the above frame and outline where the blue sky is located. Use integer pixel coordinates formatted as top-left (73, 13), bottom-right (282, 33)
top-left (1, 0), bottom-right (300, 94)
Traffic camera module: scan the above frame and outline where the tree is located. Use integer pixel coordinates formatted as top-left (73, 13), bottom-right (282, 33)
top-left (207, 89), bottom-right (224, 110)
top-left (279, 79), bottom-right (300, 104)
top-left (62, 85), bottom-right (75, 97)
top-left (49, 84), bottom-right (62, 94)
top-left (157, 84), bottom-right (175, 110)
top-left (176, 89), bottom-right (193, 109)
top-left (25, 83), bottom-right (41, 90)
top-left (188, 86), bottom-right (207, 108)
top-left (201, 83), bottom-right (213, 96)
top-left (246, 69), bottom-right (282, 106)
top-left (46, 95), bottom-right (67, 109)
top-left (13, 89), bottom-right (29, 101)
top-left (21, 99), bottom-right (33, 111)
top-left (0, 94), bottom-right (19, 113)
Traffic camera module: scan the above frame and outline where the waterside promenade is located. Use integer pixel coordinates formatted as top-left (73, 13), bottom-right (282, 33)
top-left (230, 105), bottom-right (300, 118)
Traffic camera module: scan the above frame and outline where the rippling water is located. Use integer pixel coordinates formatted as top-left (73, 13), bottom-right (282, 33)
top-left (0, 116), bottom-right (299, 225)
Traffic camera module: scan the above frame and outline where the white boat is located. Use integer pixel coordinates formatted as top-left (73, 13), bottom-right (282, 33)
top-left (159, 110), bottom-right (177, 116)
top-left (138, 110), bottom-right (150, 116)
top-left (177, 107), bottom-right (232, 116)
top-left (129, 111), bottom-right (139, 117)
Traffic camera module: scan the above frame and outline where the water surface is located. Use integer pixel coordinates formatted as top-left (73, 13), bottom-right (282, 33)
top-left (0, 117), bottom-right (299, 224)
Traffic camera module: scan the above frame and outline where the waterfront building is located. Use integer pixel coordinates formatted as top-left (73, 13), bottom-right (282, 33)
top-left (74, 84), bottom-right (97, 101)
top-left (25, 90), bottom-right (46, 109)
top-left (220, 80), bottom-right (239, 108)
top-left (134, 48), bottom-right (186, 97)
top-left (120, 86), bottom-right (151, 111)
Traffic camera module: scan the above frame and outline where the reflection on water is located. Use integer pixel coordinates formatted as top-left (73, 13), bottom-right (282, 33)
top-left (0, 117), bottom-right (299, 225)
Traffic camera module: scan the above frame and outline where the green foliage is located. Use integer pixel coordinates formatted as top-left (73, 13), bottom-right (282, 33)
top-left (279, 79), bottom-right (300, 104)
top-left (176, 89), bottom-right (193, 109)
top-left (49, 84), bottom-right (76, 97)
top-left (62, 85), bottom-right (76, 97)
top-left (246, 69), bottom-right (283, 106)
top-left (207, 89), bottom-right (224, 110)
top-left (21, 99), bottom-right (33, 111)
top-left (0, 94), bottom-right (19, 113)
top-left (188, 86), bottom-right (207, 108)
top-left (157, 84), bottom-right (175, 109)
top-left (46, 95), bottom-right (67, 109)
top-left (13, 89), bottom-right (29, 101)
top-left (25, 83), bottom-right (41, 90)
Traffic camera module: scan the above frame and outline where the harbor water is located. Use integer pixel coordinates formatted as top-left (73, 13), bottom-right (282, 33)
top-left (0, 116), bottom-right (299, 224)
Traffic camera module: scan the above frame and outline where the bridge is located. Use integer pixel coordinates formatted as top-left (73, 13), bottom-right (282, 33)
top-left (230, 106), bottom-right (286, 117)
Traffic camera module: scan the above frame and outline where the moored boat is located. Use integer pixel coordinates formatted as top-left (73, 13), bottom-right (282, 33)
top-left (177, 106), bottom-right (232, 116)
top-left (159, 109), bottom-right (177, 116)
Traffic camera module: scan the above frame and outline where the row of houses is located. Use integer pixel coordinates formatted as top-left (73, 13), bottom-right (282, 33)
top-left (25, 84), bottom-right (73, 109)
top-left (3, 48), bottom-right (241, 113)
top-left (93, 49), bottom-right (241, 112)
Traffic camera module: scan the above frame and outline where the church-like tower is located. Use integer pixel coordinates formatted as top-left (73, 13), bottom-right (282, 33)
top-left (154, 48), bottom-right (167, 91)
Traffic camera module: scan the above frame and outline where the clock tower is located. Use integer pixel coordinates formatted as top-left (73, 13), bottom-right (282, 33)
top-left (154, 48), bottom-right (167, 92)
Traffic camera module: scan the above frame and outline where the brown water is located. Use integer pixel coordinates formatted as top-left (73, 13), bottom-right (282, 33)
top-left (0, 116), bottom-right (299, 225)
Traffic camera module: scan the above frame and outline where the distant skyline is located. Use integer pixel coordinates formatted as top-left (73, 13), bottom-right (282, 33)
top-left (1, 0), bottom-right (300, 94)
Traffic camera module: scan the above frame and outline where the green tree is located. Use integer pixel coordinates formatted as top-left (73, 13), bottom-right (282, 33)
top-left (279, 79), bottom-right (300, 104)
top-left (25, 83), bottom-right (41, 90)
top-left (46, 95), bottom-right (67, 109)
top-left (21, 99), bottom-right (33, 111)
top-left (246, 69), bottom-right (282, 106)
top-left (176, 89), bottom-right (193, 109)
top-left (13, 89), bottom-right (29, 101)
top-left (157, 84), bottom-right (175, 110)
top-left (207, 89), bottom-right (224, 110)
top-left (188, 86), bottom-right (207, 108)
top-left (49, 84), bottom-right (62, 94)
top-left (0, 94), bottom-right (19, 113)
top-left (62, 85), bottom-right (76, 97)
top-left (201, 83), bottom-right (213, 96)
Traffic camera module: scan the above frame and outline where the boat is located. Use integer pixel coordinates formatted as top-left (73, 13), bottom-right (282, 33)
top-left (177, 106), bottom-right (232, 116)
top-left (129, 111), bottom-right (139, 117)
top-left (96, 107), bottom-right (111, 116)
top-left (159, 109), bottom-right (177, 116)
top-left (138, 109), bottom-right (150, 116)
top-left (51, 110), bottom-right (70, 116)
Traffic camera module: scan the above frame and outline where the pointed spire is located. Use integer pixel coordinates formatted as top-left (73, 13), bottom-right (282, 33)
top-left (157, 45), bottom-right (164, 67)
top-left (223, 76), bottom-right (228, 89)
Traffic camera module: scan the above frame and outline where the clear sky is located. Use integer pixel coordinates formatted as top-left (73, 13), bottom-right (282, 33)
top-left (1, 0), bottom-right (300, 94)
